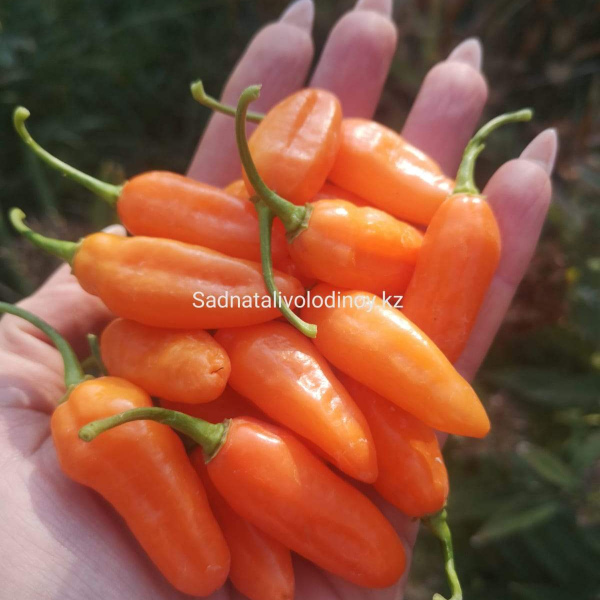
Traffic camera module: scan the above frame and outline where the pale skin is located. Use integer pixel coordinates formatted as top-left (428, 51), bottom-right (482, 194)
top-left (0, 0), bottom-right (556, 598)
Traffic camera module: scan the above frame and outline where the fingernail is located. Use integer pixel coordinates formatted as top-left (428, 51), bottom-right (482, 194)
top-left (520, 128), bottom-right (558, 175)
top-left (354, 0), bottom-right (393, 16)
top-left (102, 224), bottom-right (127, 236)
top-left (279, 0), bottom-right (314, 31)
top-left (447, 38), bottom-right (483, 71)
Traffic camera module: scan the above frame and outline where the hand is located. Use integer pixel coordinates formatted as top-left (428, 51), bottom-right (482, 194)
top-left (0, 1), bottom-right (556, 598)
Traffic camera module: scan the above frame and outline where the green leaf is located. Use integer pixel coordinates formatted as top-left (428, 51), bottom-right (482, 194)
top-left (471, 502), bottom-right (562, 547)
top-left (517, 443), bottom-right (580, 490)
top-left (572, 431), bottom-right (600, 472)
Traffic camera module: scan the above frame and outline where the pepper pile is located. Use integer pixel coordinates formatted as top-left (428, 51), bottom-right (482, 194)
top-left (3, 78), bottom-right (532, 599)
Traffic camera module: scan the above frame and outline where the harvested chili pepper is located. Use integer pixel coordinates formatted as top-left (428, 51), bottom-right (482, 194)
top-left (0, 303), bottom-right (230, 596)
top-left (215, 321), bottom-right (378, 483)
top-left (336, 371), bottom-right (448, 517)
top-left (79, 410), bottom-right (406, 588)
top-left (101, 318), bottom-right (231, 404)
top-left (301, 284), bottom-right (490, 438)
top-left (194, 84), bottom-right (342, 206)
top-left (9, 209), bottom-right (304, 330)
top-left (12, 107), bottom-right (300, 278)
top-left (328, 118), bottom-right (455, 225)
top-left (235, 85), bottom-right (424, 311)
top-left (402, 109), bottom-right (532, 363)
top-left (195, 460), bottom-right (295, 600)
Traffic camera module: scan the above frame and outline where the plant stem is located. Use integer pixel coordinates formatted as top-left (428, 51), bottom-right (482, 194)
top-left (190, 80), bottom-right (264, 123)
top-left (87, 334), bottom-right (107, 375)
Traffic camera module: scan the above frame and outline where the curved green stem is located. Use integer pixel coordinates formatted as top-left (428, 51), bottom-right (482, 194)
top-left (190, 80), bottom-right (265, 123)
top-left (423, 508), bottom-right (463, 600)
top-left (235, 85), bottom-right (307, 235)
top-left (87, 334), bottom-right (107, 376)
top-left (255, 199), bottom-right (317, 338)
top-left (13, 106), bottom-right (122, 206)
top-left (9, 208), bottom-right (80, 265)
top-left (0, 302), bottom-right (86, 389)
top-left (453, 108), bottom-right (533, 196)
top-left (79, 407), bottom-right (228, 459)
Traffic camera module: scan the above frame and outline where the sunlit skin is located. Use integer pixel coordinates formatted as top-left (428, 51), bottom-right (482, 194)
top-left (242, 88), bottom-right (342, 205)
top-left (215, 321), bottom-right (378, 483)
top-left (329, 118), bottom-right (454, 225)
top-left (52, 377), bottom-right (230, 597)
top-left (301, 283), bottom-right (490, 438)
top-left (202, 418), bottom-right (406, 588)
top-left (0, 1), bottom-right (555, 597)
top-left (100, 318), bottom-right (231, 404)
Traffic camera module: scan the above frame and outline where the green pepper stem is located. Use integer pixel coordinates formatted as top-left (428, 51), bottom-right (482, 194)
top-left (87, 334), bottom-right (107, 376)
top-left (0, 302), bottom-right (86, 389)
top-left (9, 208), bottom-right (80, 265)
top-left (423, 508), bottom-right (463, 600)
top-left (255, 199), bottom-right (317, 338)
top-left (190, 80), bottom-right (265, 124)
top-left (13, 106), bottom-right (122, 206)
top-left (453, 108), bottom-right (533, 196)
top-left (235, 85), bottom-right (307, 235)
top-left (78, 407), bottom-right (228, 459)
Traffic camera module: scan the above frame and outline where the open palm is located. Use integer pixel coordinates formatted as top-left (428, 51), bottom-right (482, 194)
top-left (0, 1), bottom-right (555, 598)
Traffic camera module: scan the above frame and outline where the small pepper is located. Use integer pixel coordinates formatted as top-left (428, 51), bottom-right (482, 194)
top-left (194, 84), bottom-right (343, 206)
top-left (235, 85), bottom-right (424, 312)
top-left (402, 109), bottom-right (532, 363)
top-left (0, 303), bottom-right (230, 596)
top-left (79, 410), bottom-right (406, 588)
top-left (12, 107), bottom-right (299, 279)
top-left (328, 118), bottom-right (455, 225)
top-left (215, 321), bottom-right (378, 483)
top-left (100, 318), bottom-right (231, 404)
top-left (195, 460), bottom-right (295, 600)
top-left (9, 209), bottom-right (304, 330)
top-left (301, 284), bottom-right (490, 438)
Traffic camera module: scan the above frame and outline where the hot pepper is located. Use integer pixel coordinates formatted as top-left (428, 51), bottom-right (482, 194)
top-left (194, 85), bottom-right (343, 206)
top-left (235, 85), bottom-right (424, 314)
top-left (0, 303), bottom-right (230, 596)
top-left (9, 209), bottom-right (304, 330)
top-left (12, 107), bottom-right (299, 278)
top-left (301, 284), bottom-right (490, 438)
top-left (79, 410), bottom-right (407, 588)
top-left (195, 460), bottom-right (295, 600)
top-left (215, 321), bottom-right (378, 483)
top-left (402, 109), bottom-right (532, 363)
top-left (328, 118), bottom-right (455, 225)
top-left (100, 318), bottom-right (231, 404)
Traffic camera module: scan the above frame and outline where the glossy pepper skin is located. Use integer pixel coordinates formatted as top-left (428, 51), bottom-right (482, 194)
top-left (215, 321), bottom-right (377, 482)
top-left (195, 460), bottom-right (295, 600)
top-left (328, 119), bottom-right (454, 225)
top-left (336, 371), bottom-right (449, 517)
top-left (9, 212), bottom-right (305, 330)
top-left (52, 378), bottom-right (230, 596)
top-left (242, 88), bottom-right (342, 205)
top-left (100, 318), bottom-right (231, 404)
top-left (301, 284), bottom-right (490, 438)
top-left (204, 418), bottom-right (406, 588)
top-left (312, 181), bottom-right (370, 206)
top-left (288, 199), bottom-right (423, 296)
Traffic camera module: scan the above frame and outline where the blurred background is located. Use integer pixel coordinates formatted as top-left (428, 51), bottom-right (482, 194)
top-left (0, 1), bottom-right (599, 598)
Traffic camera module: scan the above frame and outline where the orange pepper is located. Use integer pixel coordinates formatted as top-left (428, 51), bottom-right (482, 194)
top-left (312, 181), bottom-right (371, 206)
top-left (336, 371), bottom-right (449, 517)
top-left (0, 303), bottom-right (230, 597)
top-left (301, 283), bottom-right (490, 438)
top-left (100, 318), bottom-right (231, 404)
top-left (215, 321), bottom-right (377, 483)
top-left (234, 86), bottom-right (424, 326)
top-left (10, 210), bottom-right (304, 330)
top-left (195, 460), bottom-right (295, 600)
top-left (80, 411), bottom-right (406, 588)
top-left (241, 88), bottom-right (342, 206)
top-left (403, 110), bottom-right (532, 362)
top-left (328, 118), bottom-right (454, 225)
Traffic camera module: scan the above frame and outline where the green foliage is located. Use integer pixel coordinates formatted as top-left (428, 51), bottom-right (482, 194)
top-left (1, 1), bottom-right (599, 598)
